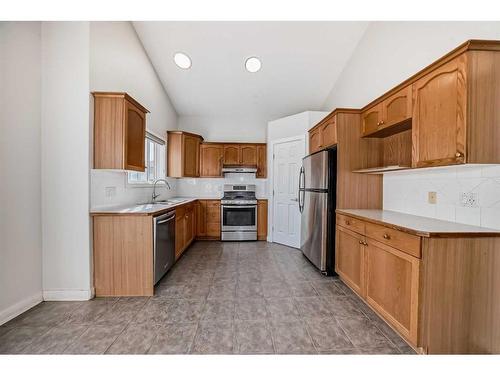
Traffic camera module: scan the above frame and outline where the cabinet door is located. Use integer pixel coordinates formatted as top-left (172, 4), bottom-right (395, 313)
top-left (200, 144), bottom-right (223, 177)
top-left (320, 117), bottom-right (337, 148)
top-left (361, 103), bottom-right (383, 136)
top-left (223, 144), bottom-right (240, 165)
top-left (335, 226), bottom-right (366, 297)
top-left (206, 201), bottom-right (221, 238)
top-left (365, 238), bottom-right (420, 345)
top-left (309, 128), bottom-right (322, 154)
top-left (412, 55), bottom-right (467, 168)
top-left (257, 200), bottom-right (268, 240)
top-left (256, 144), bottom-right (267, 178)
top-left (175, 216), bottom-right (184, 260)
top-left (196, 200), bottom-right (207, 237)
top-left (382, 85), bottom-right (412, 128)
top-left (183, 135), bottom-right (200, 177)
top-left (184, 205), bottom-right (195, 246)
top-left (124, 100), bottom-right (146, 171)
top-left (240, 145), bottom-right (257, 165)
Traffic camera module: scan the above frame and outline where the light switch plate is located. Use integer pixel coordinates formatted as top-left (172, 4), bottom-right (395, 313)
top-left (428, 191), bottom-right (437, 204)
top-left (460, 192), bottom-right (478, 207)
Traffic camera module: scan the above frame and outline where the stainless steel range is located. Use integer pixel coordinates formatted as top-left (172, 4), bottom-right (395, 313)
top-left (221, 184), bottom-right (257, 241)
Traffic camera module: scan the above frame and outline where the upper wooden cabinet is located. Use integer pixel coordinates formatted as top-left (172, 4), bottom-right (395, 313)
top-left (167, 131), bottom-right (203, 177)
top-left (412, 55), bottom-right (467, 168)
top-left (199, 142), bottom-right (266, 178)
top-left (308, 113), bottom-right (337, 154)
top-left (93, 92), bottom-right (149, 171)
top-left (256, 144), bottom-right (267, 178)
top-left (223, 144), bottom-right (240, 165)
top-left (362, 87), bottom-right (412, 137)
top-left (200, 143), bottom-right (224, 177)
top-left (361, 103), bottom-right (383, 137)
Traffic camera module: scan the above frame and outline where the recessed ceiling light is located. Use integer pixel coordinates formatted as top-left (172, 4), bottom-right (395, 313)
top-left (174, 52), bottom-right (191, 69)
top-left (245, 57), bottom-right (261, 73)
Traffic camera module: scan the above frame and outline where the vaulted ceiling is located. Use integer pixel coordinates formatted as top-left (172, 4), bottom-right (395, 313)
top-left (133, 21), bottom-right (369, 121)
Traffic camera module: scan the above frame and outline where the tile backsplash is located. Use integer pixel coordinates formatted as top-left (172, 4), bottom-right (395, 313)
top-left (90, 170), bottom-right (268, 210)
top-left (383, 164), bottom-right (500, 229)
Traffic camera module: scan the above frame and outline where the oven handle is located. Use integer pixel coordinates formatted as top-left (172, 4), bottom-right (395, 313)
top-left (222, 205), bottom-right (257, 209)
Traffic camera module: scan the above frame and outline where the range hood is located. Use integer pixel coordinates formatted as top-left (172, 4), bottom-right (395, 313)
top-left (222, 165), bottom-right (258, 174)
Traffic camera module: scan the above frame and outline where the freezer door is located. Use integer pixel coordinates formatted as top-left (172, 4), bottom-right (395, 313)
top-left (300, 190), bottom-right (328, 271)
top-left (302, 151), bottom-right (328, 190)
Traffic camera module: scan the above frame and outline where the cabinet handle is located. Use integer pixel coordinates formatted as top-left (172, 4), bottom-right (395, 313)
top-left (455, 152), bottom-right (463, 158)
top-left (345, 220), bottom-right (351, 225)
top-left (359, 240), bottom-right (364, 245)
top-left (383, 233), bottom-right (391, 240)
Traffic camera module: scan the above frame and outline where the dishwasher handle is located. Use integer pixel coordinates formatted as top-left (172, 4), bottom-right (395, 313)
top-left (155, 211), bottom-right (176, 224)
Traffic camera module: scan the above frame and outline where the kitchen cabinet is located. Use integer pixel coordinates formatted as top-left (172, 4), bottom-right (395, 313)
top-left (167, 131), bottom-right (203, 177)
top-left (256, 144), bottom-right (267, 178)
top-left (308, 113), bottom-right (337, 154)
top-left (365, 238), bottom-right (420, 346)
top-left (175, 202), bottom-right (196, 259)
top-left (199, 142), bottom-right (266, 178)
top-left (362, 86), bottom-right (412, 138)
top-left (196, 199), bottom-right (220, 239)
top-left (200, 143), bottom-right (224, 177)
top-left (223, 144), bottom-right (240, 165)
top-left (361, 103), bottom-right (383, 137)
top-left (92, 92), bottom-right (148, 171)
top-left (335, 225), bottom-right (366, 297)
top-left (412, 55), bottom-right (467, 168)
top-left (257, 199), bottom-right (268, 240)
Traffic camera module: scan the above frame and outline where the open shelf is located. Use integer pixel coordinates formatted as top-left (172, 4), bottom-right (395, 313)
top-left (362, 119), bottom-right (412, 138)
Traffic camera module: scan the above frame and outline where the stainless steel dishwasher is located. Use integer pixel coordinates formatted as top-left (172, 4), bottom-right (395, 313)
top-left (153, 210), bottom-right (176, 284)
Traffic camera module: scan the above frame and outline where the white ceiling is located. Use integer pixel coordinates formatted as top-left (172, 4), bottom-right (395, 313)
top-left (133, 22), bottom-right (369, 120)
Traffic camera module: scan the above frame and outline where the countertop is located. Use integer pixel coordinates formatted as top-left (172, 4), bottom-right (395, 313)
top-left (90, 198), bottom-right (199, 216)
top-left (336, 209), bottom-right (500, 237)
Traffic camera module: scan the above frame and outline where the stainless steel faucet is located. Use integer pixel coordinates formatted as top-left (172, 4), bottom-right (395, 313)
top-left (152, 179), bottom-right (171, 202)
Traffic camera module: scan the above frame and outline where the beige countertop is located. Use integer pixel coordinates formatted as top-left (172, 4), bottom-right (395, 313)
top-left (336, 209), bottom-right (500, 237)
top-left (90, 198), bottom-right (199, 216)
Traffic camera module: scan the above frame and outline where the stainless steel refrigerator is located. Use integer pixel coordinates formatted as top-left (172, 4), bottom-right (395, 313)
top-left (298, 148), bottom-right (337, 275)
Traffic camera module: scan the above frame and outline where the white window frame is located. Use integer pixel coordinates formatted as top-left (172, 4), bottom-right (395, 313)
top-left (127, 132), bottom-right (166, 187)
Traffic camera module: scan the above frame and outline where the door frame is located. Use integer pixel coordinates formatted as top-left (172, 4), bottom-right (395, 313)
top-left (268, 134), bottom-right (306, 245)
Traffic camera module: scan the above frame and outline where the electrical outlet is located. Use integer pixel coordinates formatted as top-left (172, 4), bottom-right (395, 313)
top-left (460, 192), bottom-right (478, 208)
top-left (105, 186), bottom-right (116, 198)
top-left (428, 191), bottom-right (437, 204)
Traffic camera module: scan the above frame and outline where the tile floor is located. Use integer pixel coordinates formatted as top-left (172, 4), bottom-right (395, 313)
top-left (0, 241), bottom-right (415, 354)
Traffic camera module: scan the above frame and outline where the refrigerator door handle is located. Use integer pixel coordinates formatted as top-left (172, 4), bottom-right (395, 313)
top-left (298, 167), bottom-right (305, 213)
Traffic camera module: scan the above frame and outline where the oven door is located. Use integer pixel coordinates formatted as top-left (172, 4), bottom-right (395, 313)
top-left (221, 204), bottom-right (257, 232)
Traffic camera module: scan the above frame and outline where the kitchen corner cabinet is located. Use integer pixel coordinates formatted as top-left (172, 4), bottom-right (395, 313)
top-left (167, 131), bottom-right (203, 177)
top-left (308, 113), bottom-right (337, 154)
top-left (200, 143), bottom-right (224, 177)
top-left (93, 92), bottom-right (148, 171)
top-left (257, 199), bottom-right (268, 240)
top-left (175, 202), bottom-right (196, 260)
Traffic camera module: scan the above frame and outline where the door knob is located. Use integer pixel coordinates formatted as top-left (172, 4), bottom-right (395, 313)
top-left (291, 198), bottom-right (298, 202)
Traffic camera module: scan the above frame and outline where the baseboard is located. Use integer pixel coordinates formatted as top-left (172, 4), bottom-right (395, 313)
top-left (43, 288), bottom-right (94, 301)
top-left (0, 292), bottom-right (43, 326)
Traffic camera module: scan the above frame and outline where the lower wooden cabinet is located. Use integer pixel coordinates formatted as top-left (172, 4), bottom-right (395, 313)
top-left (365, 238), bottom-right (420, 345)
top-left (336, 214), bottom-right (421, 347)
top-left (257, 200), bottom-right (268, 240)
top-left (196, 200), bottom-right (221, 239)
top-left (335, 225), bottom-right (366, 297)
top-left (175, 202), bottom-right (196, 260)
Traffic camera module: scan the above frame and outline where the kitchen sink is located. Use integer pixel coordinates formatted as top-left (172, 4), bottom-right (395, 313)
top-left (138, 198), bottom-right (189, 205)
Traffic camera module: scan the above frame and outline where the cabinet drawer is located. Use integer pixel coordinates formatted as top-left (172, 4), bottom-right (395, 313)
top-left (365, 222), bottom-right (421, 258)
top-left (337, 214), bottom-right (365, 234)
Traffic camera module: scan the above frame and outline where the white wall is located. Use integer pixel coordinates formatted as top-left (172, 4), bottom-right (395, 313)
top-left (323, 22), bottom-right (500, 109)
top-left (0, 22), bottom-right (43, 324)
top-left (178, 115), bottom-right (268, 142)
top-left (384, 165), bottom-right (500, 229)
top-left (41, 22), bottom-right (92, 300)
top-left (322, 21), bottom-right (500, 228)
top-left (89, 22), bottom-right (179, 209)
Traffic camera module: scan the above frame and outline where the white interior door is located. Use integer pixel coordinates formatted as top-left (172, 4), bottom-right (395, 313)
top-left (272, 137), bottom-right (305, 248)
